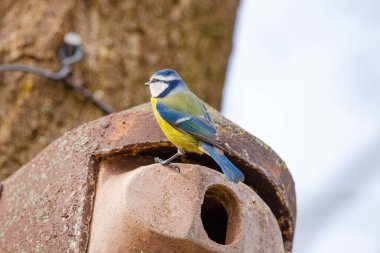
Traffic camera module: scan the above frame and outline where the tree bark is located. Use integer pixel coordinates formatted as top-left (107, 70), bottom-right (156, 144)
top-left (0, 0), bottom-right (239, 179)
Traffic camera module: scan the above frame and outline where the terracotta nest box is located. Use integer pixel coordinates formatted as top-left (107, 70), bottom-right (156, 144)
top-left (0, 103), bottom-right (296, 253)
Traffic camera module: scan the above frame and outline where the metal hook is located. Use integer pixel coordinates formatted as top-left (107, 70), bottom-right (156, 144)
top-left (59, 32), bottom-right (84, 66)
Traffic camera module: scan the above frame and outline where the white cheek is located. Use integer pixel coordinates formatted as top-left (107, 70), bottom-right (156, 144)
top-left (149, 82), bottom-right (169, 97)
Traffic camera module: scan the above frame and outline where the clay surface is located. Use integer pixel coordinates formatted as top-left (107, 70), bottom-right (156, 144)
top-left (89, 160), bottom-right (284, 253)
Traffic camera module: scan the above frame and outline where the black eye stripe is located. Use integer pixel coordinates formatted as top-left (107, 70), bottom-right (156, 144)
top-left (156, 79), bottom-right (180, 98)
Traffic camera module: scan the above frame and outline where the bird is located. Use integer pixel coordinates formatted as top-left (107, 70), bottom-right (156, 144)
top-left (145, 69), bottom-right (245, 183)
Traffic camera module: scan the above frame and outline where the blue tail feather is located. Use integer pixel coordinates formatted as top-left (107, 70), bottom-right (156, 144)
top-left (200, 143), bottom-right (245, 183)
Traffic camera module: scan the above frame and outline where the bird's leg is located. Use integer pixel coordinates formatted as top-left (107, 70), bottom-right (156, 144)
top-left (155, 148), bottom-right (185, 172)
top-left (155, 148), bottom-right (185, 164)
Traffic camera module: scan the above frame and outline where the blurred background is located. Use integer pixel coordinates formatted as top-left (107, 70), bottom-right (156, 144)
top-left (224, 0), bottom-right (380, 252)
top-left (1, 0), bottom-right (379, 252)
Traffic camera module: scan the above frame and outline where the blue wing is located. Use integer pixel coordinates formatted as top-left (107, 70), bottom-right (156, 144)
top-left (156, 101), bottom-right (225, 150)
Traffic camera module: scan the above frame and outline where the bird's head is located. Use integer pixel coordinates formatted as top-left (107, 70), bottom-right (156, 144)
top-left (145, 69), bottom-right (186, 98)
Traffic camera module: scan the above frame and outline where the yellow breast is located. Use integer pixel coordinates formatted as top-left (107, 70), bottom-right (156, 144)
top-left (151, 98), bottom-right (202, 154)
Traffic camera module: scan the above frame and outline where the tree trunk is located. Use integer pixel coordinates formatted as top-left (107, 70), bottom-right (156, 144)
top-left (0, 0), bottom-right (239, 179)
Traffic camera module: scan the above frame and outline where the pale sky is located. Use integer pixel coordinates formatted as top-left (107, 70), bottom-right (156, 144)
top-left (223, 0), bottom-right (380, 252)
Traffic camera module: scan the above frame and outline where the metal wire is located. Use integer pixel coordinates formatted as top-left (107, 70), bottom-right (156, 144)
top-left (0, 32), bottom-right (115, 114)
top-left (0, 63), bottom-right (71, 80)
top-left (62, 77), bottom-right (115, 114)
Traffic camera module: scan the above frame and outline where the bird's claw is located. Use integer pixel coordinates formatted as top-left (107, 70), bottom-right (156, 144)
top-left (154, 157), bottom-right (181, 173)
top-left (154, 157), bottom-right (165, 164)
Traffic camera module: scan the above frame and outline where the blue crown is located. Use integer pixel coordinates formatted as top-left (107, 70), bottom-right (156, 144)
top-left (154, 69), bottom-right (179, 77)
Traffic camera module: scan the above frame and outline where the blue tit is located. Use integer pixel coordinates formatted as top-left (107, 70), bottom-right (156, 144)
top-left (145, 69), bottom-right (245, 183)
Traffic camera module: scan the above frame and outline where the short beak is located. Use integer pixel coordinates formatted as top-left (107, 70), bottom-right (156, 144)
top-left (144, 81), bottom-right (150, 86)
